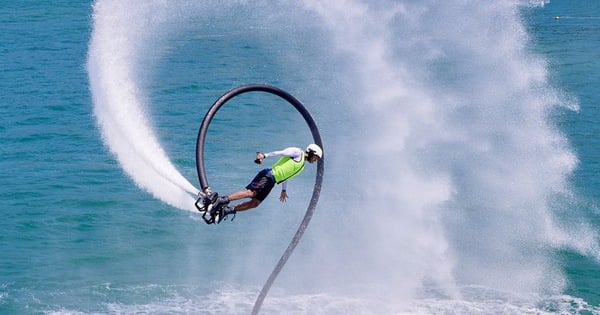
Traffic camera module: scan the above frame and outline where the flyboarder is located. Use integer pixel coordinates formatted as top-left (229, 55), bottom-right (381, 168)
top-left (205, 144), bottom-right (322, 223)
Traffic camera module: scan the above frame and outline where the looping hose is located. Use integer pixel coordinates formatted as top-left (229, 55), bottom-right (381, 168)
top-left (195, 84), bottom-right (324, 314)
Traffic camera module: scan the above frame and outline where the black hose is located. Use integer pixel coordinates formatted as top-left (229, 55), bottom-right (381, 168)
top-left (195, 84), bottom-right (324, 314)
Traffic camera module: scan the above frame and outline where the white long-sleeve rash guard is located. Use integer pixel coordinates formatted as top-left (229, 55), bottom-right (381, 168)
top-left (263, 147), bottom-right (303, 192)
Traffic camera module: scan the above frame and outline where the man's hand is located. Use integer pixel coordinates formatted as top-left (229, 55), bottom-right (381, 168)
top-left (254, 152), bottom-right (265, 164)
top-left (279, 190), bottom-right (288, 202)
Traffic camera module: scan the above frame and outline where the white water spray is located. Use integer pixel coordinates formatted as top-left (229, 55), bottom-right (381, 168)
top-left (295, 0), bottom-right (600, 305)
top-left (87, 1), bottom-right (199, 211)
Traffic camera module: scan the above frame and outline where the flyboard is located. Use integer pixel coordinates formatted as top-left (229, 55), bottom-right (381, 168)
top-left (193, 84), bottom-right (324, 314)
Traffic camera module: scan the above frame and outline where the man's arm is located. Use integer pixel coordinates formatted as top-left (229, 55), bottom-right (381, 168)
top-left (255, 147), bottom-right (303, 164)
top-left (264, 147), bottom-right (303, 161)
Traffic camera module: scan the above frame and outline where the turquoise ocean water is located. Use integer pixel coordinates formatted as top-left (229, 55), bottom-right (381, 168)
top-left (1, 0), bottom-right (599, 314)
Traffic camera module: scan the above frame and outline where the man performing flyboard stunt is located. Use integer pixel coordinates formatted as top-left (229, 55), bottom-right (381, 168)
top-left (196, 144), bottom-right (323, 224)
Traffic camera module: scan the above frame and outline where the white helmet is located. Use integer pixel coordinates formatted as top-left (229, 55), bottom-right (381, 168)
top-left (306, 143), bottom-right (323, 158)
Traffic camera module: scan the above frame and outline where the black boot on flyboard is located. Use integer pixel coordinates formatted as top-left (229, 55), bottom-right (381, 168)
top-left (195, 193), bottom-right (236, 224)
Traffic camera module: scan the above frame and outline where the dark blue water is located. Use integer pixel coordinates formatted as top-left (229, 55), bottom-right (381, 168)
top-left (1, 1), bottom-right (599, 314)
top-left (525, 1), bottom-right (600, 308)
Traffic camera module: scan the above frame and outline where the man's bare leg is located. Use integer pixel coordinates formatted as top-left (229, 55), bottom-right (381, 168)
top-left (224, 189), bottom-right (260, 212)
top-left (227, 189), bottom-right (255, 201)
top-left (232, 198), bottom-right (261, 212)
